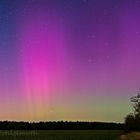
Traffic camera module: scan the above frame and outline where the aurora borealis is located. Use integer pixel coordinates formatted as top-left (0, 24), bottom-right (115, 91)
top-left (0, 0), bottom-right (140, 122)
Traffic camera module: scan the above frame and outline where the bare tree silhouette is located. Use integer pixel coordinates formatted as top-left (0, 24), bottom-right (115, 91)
top-left (125, 90), bottom-right (140, 131)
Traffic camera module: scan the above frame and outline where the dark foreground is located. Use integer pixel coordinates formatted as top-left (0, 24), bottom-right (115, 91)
top-left (0, 130), bottom-right (122, 140)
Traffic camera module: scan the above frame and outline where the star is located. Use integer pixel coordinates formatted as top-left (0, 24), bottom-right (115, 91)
top-left (88, 34), bottom-right (96, 39)
top-left (83, 0), bottom-right (86, 1)
top-left (91, 35), bottom-right (96, 38)
top-left (88, 58), bottom-right (96, 65)
top-left (136, 0), bottom-right (140, 4)
top-left (88, 59), bottom-right (93, 63)
top-left (105, 42), bottom-right (109, 46)
top-left (106, 56), bottom-right (110, 59)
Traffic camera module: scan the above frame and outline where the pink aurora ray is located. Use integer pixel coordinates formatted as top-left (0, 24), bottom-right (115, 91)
top-left (18, 7), bottom-right (67, 119)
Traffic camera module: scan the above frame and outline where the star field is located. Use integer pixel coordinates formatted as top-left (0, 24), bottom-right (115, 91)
top-left (0, 0), bottom-right (139, 122)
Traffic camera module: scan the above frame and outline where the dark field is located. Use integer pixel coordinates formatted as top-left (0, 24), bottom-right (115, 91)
top-left (0, 130), bottom-right (122, 140)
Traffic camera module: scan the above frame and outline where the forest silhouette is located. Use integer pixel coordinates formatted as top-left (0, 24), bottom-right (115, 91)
top-left (0, 93), bottom-right (139, 131)
top-left (0, 121), bottom-right (123, 130)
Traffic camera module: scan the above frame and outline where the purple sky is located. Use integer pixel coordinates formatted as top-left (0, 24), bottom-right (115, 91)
top-left (0, 0), bottom-right (140, 122)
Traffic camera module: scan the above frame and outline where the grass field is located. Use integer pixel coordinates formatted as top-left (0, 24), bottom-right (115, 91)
top-left (120, 132), bottom-right (140, 140)
top-left (0, 130), bottom-right (122, 140)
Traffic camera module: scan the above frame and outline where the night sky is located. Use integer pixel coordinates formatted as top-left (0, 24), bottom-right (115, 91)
top-left (0, 0), bottom-right (140, 122)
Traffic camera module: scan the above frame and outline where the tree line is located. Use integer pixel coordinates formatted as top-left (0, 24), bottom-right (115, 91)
top-left (0, 92), bottom-right (139, 131)
top-left (0, 121), bottom-right (123, 130)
